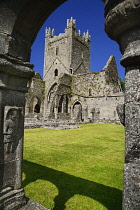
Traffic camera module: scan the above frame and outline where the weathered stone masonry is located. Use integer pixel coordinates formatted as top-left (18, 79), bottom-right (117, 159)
top-left (25, 72), bottom-right (45, 119)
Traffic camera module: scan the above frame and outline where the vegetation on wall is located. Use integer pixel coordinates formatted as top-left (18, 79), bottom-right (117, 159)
top-left (119, 78), bottom-right (125, 92)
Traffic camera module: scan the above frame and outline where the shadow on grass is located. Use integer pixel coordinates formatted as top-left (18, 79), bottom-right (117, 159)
top-left (23, 160), bottom-right (122, 210)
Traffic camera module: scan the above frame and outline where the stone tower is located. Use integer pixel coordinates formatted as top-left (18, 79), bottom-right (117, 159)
top-left (42, 18), bottom-right (124, 121)
top-left (43, 17), bottom-right (91, 88)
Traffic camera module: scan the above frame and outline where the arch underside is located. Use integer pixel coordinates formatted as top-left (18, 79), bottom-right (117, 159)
top-left (0, 0), bottom-right (68, 61)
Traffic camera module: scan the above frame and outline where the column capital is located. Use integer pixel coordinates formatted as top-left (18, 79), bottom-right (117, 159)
top-left (105, 0), bottom-right (140, 67)
top-left (0, 54), bottom-right (34, 92)
top-left (105, 0), bottom-right (140, 40)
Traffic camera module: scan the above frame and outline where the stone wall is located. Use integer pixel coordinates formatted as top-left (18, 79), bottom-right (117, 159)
top-left (44, 18), bottom-right (90, 89)
top-left (70, 93), bottom-right (124, 124)
top-left (71, 34), bottom-right (90, 74)
top-left (25, 72), bottom-right (45, 117)
top-left (72, 56), bottom-right (121, 97)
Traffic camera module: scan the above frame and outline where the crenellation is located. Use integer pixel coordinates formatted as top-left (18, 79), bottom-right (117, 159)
top-left (66, 17), bottom-right (76, 29)
top-left (66, 17), bottom-right (91, 45)
top-left (75, 35), bottom-right (90, 48)
top-left (47, 33), bottom-right (67, 43)
top-left (46, 27), bottom-right (55, 38)
top-left (82, 30), bottom-right (91, 42)
top-left (74, 30), bottom-right (91, 45)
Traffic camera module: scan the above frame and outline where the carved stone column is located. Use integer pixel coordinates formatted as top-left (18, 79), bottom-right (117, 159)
top-left (0, 54), bottom-right (34, 209)
top-left (104, 0), bottom-right (140, 209)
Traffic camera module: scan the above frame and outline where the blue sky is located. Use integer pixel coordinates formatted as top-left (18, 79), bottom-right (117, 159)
top-left (31, 0), bottom-right (125, 79)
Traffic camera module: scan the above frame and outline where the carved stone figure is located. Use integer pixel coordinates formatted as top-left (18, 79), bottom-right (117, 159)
top-left (4, 108), bottom-right (21, 154)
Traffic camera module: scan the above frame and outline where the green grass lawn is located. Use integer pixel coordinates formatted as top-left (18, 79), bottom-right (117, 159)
top-left (23, 123), bottom-right (125, 210)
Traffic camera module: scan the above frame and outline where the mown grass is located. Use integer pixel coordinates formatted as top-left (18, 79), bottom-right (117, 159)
top-left (23, 123), bottom-right (125, 210)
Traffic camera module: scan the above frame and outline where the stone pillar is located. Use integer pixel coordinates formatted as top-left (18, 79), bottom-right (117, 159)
top-left (104, 0), bottom-right (140, 209)
top-left (54, 95), bottom-right (58, 120)
top-left (63, 95), bottom-right (67, 113)
top-left (54, 107), bottom-right (58, 120)
top-left (0, 54), bottom-right (34, 209)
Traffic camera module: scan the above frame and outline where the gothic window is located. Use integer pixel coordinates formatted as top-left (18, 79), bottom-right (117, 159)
top-left (34, 103), bottom-right (40, 113)
top-left (29, 96), bottom-right (41, 113)
top-left (55, 69), bottom-right (58, 76)
top-left (47, 83), bottom-right (57, 103)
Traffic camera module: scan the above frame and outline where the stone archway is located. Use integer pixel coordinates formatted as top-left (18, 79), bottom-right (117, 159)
top-left (29, 96), bottom-right (41, 113)
top-left (72, 101), bottom-right (82, 122)
top-left (58, 95), bottom-right (69, 114)
top-left (0, 0), bottom-right (140, 209)
top-left (46, 83), bottom-right (57, 119)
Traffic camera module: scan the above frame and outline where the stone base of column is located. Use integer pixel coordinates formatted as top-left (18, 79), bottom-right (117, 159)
top-left (19, 199), bottom-right (50, 210)
top-left (0, 188), bottom-right (50, 210)
top-left (0, 187), bottom-right (27, 210)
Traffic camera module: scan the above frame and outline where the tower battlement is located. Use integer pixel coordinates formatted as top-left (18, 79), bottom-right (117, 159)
top-left (76, 30), bottom-right (91, 42)
top-left (46, 27), bottom-right (55, 38)
top-left (66, 17), bottom-right (76, 28)
top-left (44, 18), bottom-right (91, 79)
top-left (65, 17), bottom-right (91, 42)
top-left (45, 18), bottom-right (91, 44)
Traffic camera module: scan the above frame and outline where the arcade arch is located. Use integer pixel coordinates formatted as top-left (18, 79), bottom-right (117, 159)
top-left (29, 96), bottom-right (41, 113)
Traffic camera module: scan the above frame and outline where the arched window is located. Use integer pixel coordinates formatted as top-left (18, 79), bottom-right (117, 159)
top-left (47, 83), bottom-right (57, 103)
top-left (55, 69), bottom-right (58, 76)
top-left (34, 103), bottom-right (40, 113)
top-left (29, 96), bottom-right (41, 113)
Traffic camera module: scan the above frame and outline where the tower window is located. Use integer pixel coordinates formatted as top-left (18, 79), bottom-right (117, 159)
top-left (89, 88), bottom-right (92, 96)
top-left (81, 51), bottom-right (83, 59)
top-left (56, 47), bottom-right (59, 55)
top-left (70, 69), bottom-right (73, 74)
top-left (55, 69), bottom-right (58, 76)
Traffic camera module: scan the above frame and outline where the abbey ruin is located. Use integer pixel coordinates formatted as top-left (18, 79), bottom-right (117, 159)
top-left (1, 0), bottom-right (140, 209)
top-left (25, 18), bottom-right (124, 125)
